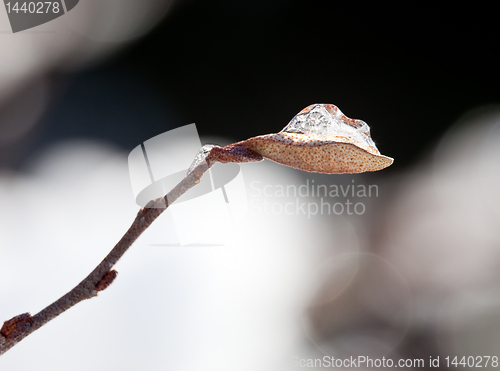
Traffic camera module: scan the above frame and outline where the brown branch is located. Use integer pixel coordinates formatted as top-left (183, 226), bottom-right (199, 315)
top-left (0, 160), bottom-right (213, 355)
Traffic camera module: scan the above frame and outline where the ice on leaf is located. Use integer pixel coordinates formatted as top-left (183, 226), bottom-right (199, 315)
top-left (281, 103), bottom-right (378, 155)
top-left (233, 103), bottom-right (394, 174)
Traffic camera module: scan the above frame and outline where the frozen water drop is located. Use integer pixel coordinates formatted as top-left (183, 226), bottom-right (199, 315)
top-left (281, 103), bottom-right (378, 152)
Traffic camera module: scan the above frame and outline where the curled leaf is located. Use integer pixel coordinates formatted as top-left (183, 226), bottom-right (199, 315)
top-left (211, 104), bottom-right (393, 174)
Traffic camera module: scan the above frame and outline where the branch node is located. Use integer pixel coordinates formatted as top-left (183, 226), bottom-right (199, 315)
top-left (96, 270), bottom-right (118, 293)
top-left (1, 313), bottom-right (33, 341)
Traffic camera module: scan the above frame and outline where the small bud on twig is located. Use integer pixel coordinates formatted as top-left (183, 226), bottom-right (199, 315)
top-left (96, 270), bottom-right (119, 292)
top-left (1, 313), bottom-right (33, 341)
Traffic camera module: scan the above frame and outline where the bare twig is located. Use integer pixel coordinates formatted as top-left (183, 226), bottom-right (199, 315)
top-left (0, 160), bottom-right (212, 355)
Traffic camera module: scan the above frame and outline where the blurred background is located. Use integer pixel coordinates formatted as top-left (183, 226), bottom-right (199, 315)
top-left (0, 1), bottom-right (499, 370)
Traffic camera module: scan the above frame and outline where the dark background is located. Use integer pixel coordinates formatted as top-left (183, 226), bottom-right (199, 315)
top-left (9, 1), bottom-right (499, 171)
